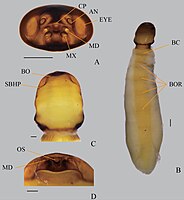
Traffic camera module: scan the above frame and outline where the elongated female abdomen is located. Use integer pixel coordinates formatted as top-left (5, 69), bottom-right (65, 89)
top-left (124, 22), bottom-right (163, 174)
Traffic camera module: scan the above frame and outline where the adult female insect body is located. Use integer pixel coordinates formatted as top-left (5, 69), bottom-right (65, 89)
top-left (124, 22), bottom-right (163, 174)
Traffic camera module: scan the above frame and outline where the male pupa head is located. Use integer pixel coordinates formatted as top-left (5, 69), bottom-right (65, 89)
top-left (34, 71), bottom-right (84, 142)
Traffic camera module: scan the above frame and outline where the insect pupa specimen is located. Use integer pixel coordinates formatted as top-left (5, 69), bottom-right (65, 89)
top-left (124, 22), bottom-right (163, 174)
top-left (19, 5), bottom-right (93, 51)
top-left (34, 71), bottom-right (84, 142)
top-left (24, 153), bottom-right (94, 186)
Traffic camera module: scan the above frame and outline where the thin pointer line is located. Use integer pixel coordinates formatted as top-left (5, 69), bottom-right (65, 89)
top-left (16, 150), bottom-right (58, 169)
top-left (142, 85), bottom-right (166, 110)
top-left (85, 19), bottom-right (97, 25)
top-left (67, 31), bottom-right (86, 43)
top-left (16, 157), bottom-right (55, 169)
top-left (32, 73), bottom-right (44, 77)
top-left (21, 84), bottom-right (37, 88)
top-left (156, 81), bottom-right (167, 85)
top-left (27, 150), bottom-right (56, 161)
top-left (141, 78), bottom-right (167, 87)
top-left (139, 64), bottom-right (167, 85)
top-left (16, 160), bottom-right (46, 168)
top-left (153, 44), bottom-right (170, 51)
top-left (57, 8), bottom-right (76, 23)
top-left (142, 86), bottom-right (158, 94)
top-left (143, 44), bottom-right (170, 54)
top-left (72, 13), bottom-right (85, 23)
top-left (64, 36), bottom-right (71, 50)
top-left (141, 78), bottom-right (156, 83)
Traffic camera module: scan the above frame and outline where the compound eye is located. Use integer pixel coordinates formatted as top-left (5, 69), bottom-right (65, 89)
top-left (40, 17), bottom-right (46, 25)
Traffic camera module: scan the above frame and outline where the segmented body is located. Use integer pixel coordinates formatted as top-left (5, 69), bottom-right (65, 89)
top-left (125, 48), bottom-right (163, 174)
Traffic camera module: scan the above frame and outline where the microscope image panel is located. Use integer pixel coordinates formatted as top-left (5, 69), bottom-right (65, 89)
top-left (19, 5), bottom-right (93, 51)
